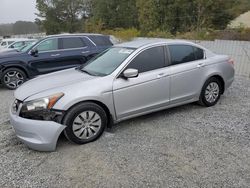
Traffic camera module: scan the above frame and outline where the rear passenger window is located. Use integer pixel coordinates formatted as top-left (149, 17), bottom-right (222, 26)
top-left (61, 37), bottom-right (86, 49)
top-left (193, 47), bottom-right (204, 60)
top-left (89, 36), bottom-right (113, 46)
top-left (127, 46), bottom-right (165, 73)
top-left (169, 45), bottom-right (196, 65)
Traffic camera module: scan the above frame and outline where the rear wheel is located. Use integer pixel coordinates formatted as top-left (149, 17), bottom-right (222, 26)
top-left (199, 77), bottom-right (222, 107)
top-left (63, 102), bottom-right (107, 144)
top-left (1, 68), bottom-right (27, 90)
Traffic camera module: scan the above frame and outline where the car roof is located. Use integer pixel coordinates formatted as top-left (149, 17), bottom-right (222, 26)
top-left (2, 38), bottom-right (29, 41)
top-left (11, 39), bottom-right (36, 42)
top-left (114, 38), bottom-right (199, 49)
top-left (46, 33), bottom-right (108, 38)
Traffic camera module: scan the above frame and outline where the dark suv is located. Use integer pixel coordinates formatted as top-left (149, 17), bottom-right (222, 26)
top-left (0, 34), bottom-right (113, 89)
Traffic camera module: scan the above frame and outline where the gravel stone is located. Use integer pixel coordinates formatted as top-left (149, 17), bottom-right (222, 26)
top-left (0, 76), bottom-right (249, 188)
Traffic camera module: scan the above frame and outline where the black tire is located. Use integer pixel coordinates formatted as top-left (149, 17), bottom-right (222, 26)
top-left (199, 77), bottom-right (222, 107)
top-left (63, 102), bottom-right (107, 145)
top-left (1, 68), bottom-right (27, 90)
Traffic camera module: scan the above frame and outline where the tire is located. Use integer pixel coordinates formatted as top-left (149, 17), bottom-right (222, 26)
top-left (199, 77), bottom-right (222, 107)
top-left (1, 68), bottom-right (27, 90)
top-left (63, 102), bottom-right (107, 145)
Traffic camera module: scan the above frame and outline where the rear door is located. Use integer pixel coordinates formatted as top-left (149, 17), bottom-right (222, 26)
top-left (168, 44), bottom-right (206, 104)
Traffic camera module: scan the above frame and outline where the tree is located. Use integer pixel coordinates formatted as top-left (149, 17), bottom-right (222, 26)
top-left (136, 0), bottom-right (158, 33)
top-left (13, 21), bottom-right (40, 34)
top-left (36, 0), bottom-right (249, 35)
top-left (36, 0), bottom-right (89, 34)
top-left (0, 21), bottom-right (40, 36)
top-left (90, 0), bottom-right (138, 29)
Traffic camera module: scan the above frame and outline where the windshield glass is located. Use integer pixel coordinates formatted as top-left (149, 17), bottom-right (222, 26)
top-left (20, 41), bottom-right (37, 52)
top-left (81, 47), bottom-right (135, 76)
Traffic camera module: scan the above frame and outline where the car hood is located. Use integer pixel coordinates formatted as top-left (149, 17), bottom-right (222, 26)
top-left (0, 48), bottom-right (17, 53)
top-left (0, 50), bottom-right (24, 59)
top-left (15, 68), bottom-right (96, 101)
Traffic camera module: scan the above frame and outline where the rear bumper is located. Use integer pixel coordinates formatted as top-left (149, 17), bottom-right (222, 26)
top-left (225, 76), bottom-right (234, 90)
top-left (9, 110), bottom-right (66, 151)
top-left (224, 67), bottom-right (235, 91)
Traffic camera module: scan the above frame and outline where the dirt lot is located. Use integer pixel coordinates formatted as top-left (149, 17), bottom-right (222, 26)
top-left (0, 76), bottom-right (249, 188)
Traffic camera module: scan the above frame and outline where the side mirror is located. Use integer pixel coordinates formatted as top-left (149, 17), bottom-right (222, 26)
top-left (122, 68), bottom-right (139, 79)
top-left (30, 48), bottom-right (38, 56)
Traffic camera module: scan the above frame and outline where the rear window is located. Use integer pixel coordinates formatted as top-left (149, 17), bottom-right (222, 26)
top-left (89, 36), bottom-right (113, 46)
top-left (193, 46), bottom-right (204, 60)
top-left (169, 45), bottom-right (196, 65)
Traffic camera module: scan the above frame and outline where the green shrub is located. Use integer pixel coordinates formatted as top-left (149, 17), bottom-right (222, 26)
top-left (146, 30), bottom-right (173, 38)
top-left (103, 28), bottom-right (141, 41)
top-left (177, 29), bottom-right (218, 40)
top-left (84, 19), bottom-right (104, 33)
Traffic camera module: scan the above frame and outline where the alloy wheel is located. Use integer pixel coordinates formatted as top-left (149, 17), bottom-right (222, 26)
top-left (72, 111), bottom-right (102, 140)
top-left (205, 82), bottom-right (220, 103)
top-left (3, 71), bottom-right (24, 89)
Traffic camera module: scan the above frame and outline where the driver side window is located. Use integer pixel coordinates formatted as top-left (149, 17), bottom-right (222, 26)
top-left (126, 46), bottom-right (166, 73)
top-left (37, 38), bottom-right (58, 52)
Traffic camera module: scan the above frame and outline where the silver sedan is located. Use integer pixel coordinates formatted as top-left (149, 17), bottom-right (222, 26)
top-left (10, 39), bottom-right (235, 151)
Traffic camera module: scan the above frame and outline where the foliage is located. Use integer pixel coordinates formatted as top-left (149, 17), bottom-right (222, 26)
top-left (136, 0), bottom-right (159, 34)
top-left (146, 30), bottom-right (174, 39)
top-left (36, 0), bottom-right (250, 37)
top-left (36, 0), bottom-right (89, 34)
top-left (90, 0), bottom-right (138, 29)
top-left (103, 28), bottom-right (141, 41)
top-left (84, 19), bottom-right (104, 33)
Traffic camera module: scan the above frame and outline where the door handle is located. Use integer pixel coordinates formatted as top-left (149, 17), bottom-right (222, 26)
top-left (157, 73), bottom-right (169, 78)
top-left (51, 54), bottom-right (60, 57)
top-left (82, 51), bottom-right (90, 54)
top-left (197, 63), bottom-right (205, 68)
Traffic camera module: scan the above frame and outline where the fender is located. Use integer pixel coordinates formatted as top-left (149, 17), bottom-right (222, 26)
top-left (0, 61), bottom-right (31, 78)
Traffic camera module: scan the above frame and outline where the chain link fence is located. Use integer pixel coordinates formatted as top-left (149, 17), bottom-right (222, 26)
top-left (194, 40), bottom-right (250, 78)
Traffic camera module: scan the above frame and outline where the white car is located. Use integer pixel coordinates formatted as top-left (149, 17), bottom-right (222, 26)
top-left (0, 39), bottom-right (16, 49)
top-left (6, 39), bottom-right (37, 51)
top-left (0, 38), bottom-right (31, 51)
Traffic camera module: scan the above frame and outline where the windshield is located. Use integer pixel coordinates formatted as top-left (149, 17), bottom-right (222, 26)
top-left (81, 47), bottom-right (135, 76)
top-left (20, 41), bottom-right (37, 52)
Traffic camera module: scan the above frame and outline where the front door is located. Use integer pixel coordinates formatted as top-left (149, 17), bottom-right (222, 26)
top-left (28, 38), bottom-right (63, 75)
top-left (113, 46), bottom-right (171, 120)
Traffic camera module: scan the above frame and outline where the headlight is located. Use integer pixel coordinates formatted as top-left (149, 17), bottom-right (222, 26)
top-left (21, 93), bottom-right (64, 113)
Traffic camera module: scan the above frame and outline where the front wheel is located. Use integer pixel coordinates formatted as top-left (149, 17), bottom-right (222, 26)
top-left (63, 102), bottom-right (107, 144)
top-left (1, 68), bottom-right (27, 90)
top-left (199, 77), bottom-right (222, 107)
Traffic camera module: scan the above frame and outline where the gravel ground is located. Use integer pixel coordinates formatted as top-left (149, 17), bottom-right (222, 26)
top-left (0, 76), bottom-right (249, 188)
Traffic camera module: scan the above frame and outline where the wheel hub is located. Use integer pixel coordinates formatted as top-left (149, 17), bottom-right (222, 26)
top-left (3, 71), bottom-right (24, 89)
top-left (205, 82), bottom-right (219, 103)
top-left (72, 110), bottom-right (101, 139)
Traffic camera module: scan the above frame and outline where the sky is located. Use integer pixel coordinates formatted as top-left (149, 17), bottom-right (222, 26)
top-left (0, 0), bottom-right (38, 24)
